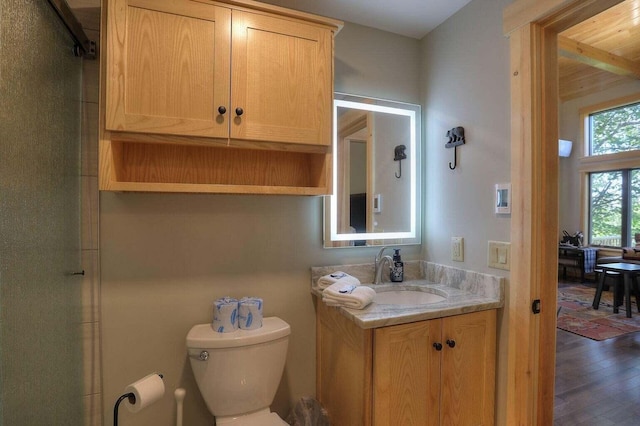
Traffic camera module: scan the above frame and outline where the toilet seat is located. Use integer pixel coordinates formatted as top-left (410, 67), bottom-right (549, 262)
top-left (215, 410), bottom-right (288, 426)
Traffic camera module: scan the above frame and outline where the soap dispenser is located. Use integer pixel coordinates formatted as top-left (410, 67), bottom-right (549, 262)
top-left (391, 249), bottom-right (404, 282)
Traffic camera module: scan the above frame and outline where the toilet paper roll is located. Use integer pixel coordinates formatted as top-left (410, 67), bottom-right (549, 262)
top-left (124, 373), bottom-right (165, 413)
top-left (212, 297), bottom-right (239, 333)
top-left (238, 297), bottom-right (263, 330)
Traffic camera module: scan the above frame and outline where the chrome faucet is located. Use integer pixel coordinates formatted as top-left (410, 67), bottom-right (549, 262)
top-left (374, 246), bottom-right (394, 284)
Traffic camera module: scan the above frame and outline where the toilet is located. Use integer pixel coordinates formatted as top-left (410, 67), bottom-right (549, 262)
top-left (186, 317), bottom-right (291, 425)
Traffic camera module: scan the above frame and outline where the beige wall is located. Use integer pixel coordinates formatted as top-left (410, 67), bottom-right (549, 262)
top-left (334, 22), bottom-right (422, 104)
top-left (419, 0), bottom-right (512, 424)
top-left (100, 21), bottom-right (422, 426)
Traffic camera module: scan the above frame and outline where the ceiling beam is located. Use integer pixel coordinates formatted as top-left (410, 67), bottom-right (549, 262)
top-left (558, 35), bottom-right (640, 79)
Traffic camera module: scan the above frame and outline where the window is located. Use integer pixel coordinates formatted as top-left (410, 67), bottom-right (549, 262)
top-left (589, 102), bottom-right (640, 156)
top-left (583, 98), bottom-right (640, 248)
top-left (588, 170), bottom-right (640, 247)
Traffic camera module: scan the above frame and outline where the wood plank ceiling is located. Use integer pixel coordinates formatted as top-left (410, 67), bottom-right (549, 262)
top-left (559, 0), bottom-right (640, 101)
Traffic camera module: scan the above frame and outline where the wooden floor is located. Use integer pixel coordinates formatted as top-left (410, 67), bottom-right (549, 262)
top-left (554, 279), bottom-right (640, 425)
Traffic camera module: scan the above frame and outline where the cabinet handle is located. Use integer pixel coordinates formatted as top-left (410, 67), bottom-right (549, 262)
top-left (235, 107), bottom-right (244, 116)
top-left (218, 106), bottom-right (227, 115)
top-left (446, 339), bottom-right (456, 348)
top-left (433, 342), bottom-right (443, 351)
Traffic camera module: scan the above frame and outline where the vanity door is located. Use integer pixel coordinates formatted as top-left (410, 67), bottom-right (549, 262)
top-left (372, 310), bottom-right (496, 426)
top-left (373, 320), bottom-right (441, 426)
top-left (440, 310), bottom-right (496, 425)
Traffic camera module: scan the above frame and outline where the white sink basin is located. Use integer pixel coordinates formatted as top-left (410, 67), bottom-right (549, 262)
top-left (375, 290), bottom-right (446, 305)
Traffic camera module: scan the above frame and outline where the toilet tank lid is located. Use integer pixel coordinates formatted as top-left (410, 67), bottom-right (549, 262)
top-left (186, 316), bottom-right (291, 349)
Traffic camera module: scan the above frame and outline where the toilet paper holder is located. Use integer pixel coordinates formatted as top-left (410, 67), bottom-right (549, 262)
top-left (114, 392), bottom-right (136, 426)
top-left (113, 373), bottom-right (164, 426)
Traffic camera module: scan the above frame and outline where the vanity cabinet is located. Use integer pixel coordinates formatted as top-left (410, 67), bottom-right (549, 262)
top-left (316, 302), bottom-right (496, 426)
top-left (100, 0), bottom-right (341, 194)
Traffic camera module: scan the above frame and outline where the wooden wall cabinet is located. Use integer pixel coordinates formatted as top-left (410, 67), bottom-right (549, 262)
top-left (100, 0), bottom-right (342, 194)
top-left (316, 302), bottom-right (496, 426)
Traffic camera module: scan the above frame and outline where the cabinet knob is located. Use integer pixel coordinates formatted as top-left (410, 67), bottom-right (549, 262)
top-left (446, 339), bottom-right (456, 348)
top-left (235, 107), bottom-right (244, 116)
top-left (433, 342), bottom-right (443, 351)
top-left (218, 106), bottom-right (227, 115)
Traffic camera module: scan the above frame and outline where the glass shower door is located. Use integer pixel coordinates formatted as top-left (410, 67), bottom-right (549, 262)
top-left (0, 0), bottom-right (83, 424)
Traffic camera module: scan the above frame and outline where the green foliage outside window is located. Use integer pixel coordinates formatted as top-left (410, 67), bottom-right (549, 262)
top-left (590, 171), bottom-right (622, 244)
top-left (588, 103), bottom-right (640, 247)
top-left (590, 102), bottom-right (640, 155)
top-left (633, 170), bottom-right (640, 244)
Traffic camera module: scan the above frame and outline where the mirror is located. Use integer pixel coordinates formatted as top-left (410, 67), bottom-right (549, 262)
top-left (324, 93), bottom-right (421, 248)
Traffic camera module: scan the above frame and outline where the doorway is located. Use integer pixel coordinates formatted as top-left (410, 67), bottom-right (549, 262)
top-left (503, 0), bottom-right (628, 424)
top-left (555, 1), bottom-right (640, 422)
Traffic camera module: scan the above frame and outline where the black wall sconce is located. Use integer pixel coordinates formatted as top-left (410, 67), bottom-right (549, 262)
top-left (445, 126), bottom-right (465, 170)
top-left (394, 144), bottom-right (407, 178)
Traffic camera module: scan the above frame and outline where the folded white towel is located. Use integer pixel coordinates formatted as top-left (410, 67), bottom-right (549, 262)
top-left (317, 271), bottom-right (360, 289)
top-left (322, 282), bottom-right (376, 310)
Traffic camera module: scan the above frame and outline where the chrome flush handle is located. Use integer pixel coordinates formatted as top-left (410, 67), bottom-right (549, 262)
top-left (190, 350), bottom-right (209, 361)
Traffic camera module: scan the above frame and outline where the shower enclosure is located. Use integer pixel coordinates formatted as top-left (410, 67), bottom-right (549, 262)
top-left (0, 0), bottom-right (84, 423)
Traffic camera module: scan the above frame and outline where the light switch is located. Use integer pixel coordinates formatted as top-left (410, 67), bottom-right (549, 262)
top-left (488, 241), bottom-right (510, 270)
top-left (498, 247), bottom-right (507, 264)
top-left (452, 237), bottom-right (464, 262)
top-left (373, 194), bottom-right (382, 213)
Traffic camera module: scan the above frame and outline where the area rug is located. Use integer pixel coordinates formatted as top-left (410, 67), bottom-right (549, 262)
top-left (557, 285), bottom-right (640, 341)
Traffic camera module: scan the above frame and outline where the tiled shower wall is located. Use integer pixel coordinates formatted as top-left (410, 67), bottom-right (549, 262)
top-left (69, 1), bottom-right (102, 424)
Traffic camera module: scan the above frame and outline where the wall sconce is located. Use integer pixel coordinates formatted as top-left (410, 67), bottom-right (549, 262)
top-left (559, 139), bottom-right (573, 157)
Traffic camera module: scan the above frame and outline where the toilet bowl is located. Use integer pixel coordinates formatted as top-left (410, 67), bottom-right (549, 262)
top-left (186, 317), bottom-right (291, 425)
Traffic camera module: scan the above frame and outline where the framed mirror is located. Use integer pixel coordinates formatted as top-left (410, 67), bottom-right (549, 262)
top-left (324, 93), bottom-right (421, 248)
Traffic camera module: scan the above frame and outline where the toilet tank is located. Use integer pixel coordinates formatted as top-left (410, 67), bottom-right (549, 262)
top-left (186, 317), bottom-right (290, 417)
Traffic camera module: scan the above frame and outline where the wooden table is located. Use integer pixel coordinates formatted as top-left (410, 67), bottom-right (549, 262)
top-left (592, 262), bottom-right (640, 318)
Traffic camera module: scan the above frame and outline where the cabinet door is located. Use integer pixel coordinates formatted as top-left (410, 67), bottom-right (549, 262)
top-left (230, 10), bottom-right (332, 146)
top-left (440, 310), bottom-right (496, 426)
top-left (316, 301), bottom-right (373, 426)
top-left (105, 0), bottom-right (230, 138)
top-left (373, 320), bottom-right (441, 426)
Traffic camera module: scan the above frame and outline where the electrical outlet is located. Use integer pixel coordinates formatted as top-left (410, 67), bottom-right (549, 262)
top-left (451, 237), bottom-right (464, 262)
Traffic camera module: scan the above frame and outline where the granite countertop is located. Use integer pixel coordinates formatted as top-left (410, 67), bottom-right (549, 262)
top-left (311, 261), bottom-right (504, 329)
